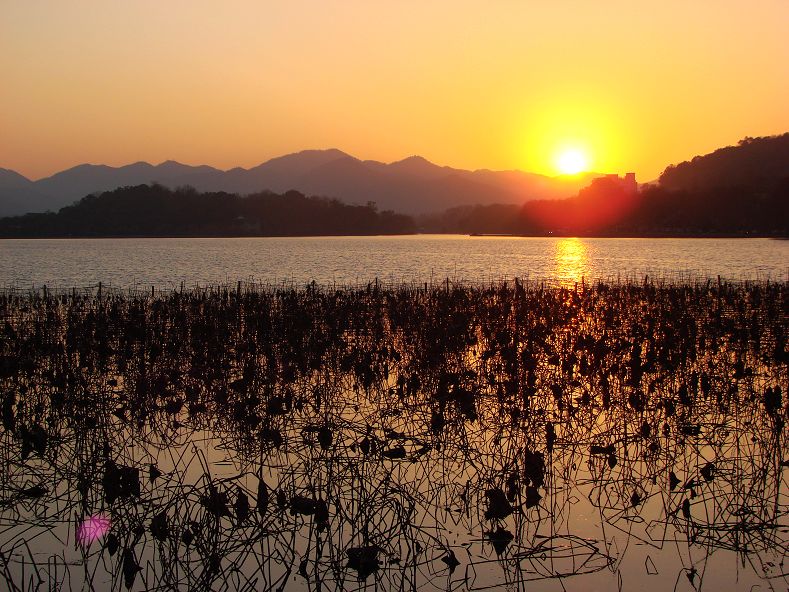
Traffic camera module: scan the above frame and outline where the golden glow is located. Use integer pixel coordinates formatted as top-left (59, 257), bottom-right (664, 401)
top-left (517, 100), bottom-right (614, 179)
top-left (554, 238), bottom-right (589, 286)
top-left (1, 2), bottom-right (787, 180)
top-left (556, 148), bottom-right (589, 175)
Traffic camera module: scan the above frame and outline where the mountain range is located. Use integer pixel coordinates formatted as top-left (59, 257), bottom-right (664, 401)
top-left (2, 133), bottom-right (786, 237)
top-left (0, 150), bottom-right (598, 217)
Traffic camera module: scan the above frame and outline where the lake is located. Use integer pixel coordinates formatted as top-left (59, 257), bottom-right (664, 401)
top-left (1, 235), bottom-right (787, 289)
top-left (1, 240), bottom-right (788, 591)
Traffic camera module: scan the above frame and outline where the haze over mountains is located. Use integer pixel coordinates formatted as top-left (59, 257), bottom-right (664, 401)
top-left (0, 150), bottom-right (597, 217)
top-left (3, 133), bottom-right (786, 238)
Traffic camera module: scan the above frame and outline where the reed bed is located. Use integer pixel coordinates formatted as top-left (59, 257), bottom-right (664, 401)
top-left (0, 279), bottom-right (787, 591)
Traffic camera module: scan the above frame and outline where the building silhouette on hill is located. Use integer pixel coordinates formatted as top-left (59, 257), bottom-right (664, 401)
top-left (603, 172), bottom-right (638, 194)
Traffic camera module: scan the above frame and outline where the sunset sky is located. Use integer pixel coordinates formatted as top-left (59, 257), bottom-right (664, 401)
top-left (2, 0), bottom-right (787, 181)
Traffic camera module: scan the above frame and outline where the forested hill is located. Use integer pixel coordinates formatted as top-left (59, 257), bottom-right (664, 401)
top-left (420, 134), bottom-right (789, 236)
top-left (659, 133), bottom-right (789, 192)
top-left (0, 185), bottom-right (416, 237)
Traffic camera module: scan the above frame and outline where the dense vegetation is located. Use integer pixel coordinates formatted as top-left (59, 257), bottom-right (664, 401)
top-left (0, 184), bottom-right (415, 237)
top-left (659, 133), bottom-right (789, 192)
top-left (1, 280), bottom-right (787, 589)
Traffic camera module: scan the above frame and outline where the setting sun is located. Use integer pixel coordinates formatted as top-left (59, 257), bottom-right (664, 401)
top-left (556, 148), bottom-right (589, 175)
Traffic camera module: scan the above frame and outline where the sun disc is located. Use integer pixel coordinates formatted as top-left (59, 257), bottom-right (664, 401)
top-left (556, 149), bottom-right (589, 175)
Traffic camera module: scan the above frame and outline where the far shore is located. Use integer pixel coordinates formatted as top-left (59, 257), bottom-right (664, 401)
top-left (1, 231), bottom-right (788, 240)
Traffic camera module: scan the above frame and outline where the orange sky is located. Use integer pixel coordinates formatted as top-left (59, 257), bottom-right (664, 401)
top-left (1, 1), bottom-right (787, 181)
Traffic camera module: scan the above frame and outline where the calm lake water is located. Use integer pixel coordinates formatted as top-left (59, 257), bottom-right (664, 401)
top-left (1, 235), bottom-right (787, 289)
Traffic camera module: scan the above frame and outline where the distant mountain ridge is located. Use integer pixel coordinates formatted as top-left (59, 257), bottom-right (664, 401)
top-left (2, 134), bottom-right (786, 237)
top-left (0, 150), bottom-right (597, 217)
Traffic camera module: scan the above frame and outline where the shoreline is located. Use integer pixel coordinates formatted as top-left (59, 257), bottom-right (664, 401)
top-left (1, 231), bottom-right (787, 240)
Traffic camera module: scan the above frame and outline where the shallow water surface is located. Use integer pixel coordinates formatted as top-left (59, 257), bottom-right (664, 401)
top-left (1, 282), bottom-right (787, 590)
top-left (2, 235), bottom-right (787, 288)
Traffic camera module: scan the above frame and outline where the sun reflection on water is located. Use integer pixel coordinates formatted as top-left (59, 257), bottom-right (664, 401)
top-left (553, 238), bottom-right (590, 286)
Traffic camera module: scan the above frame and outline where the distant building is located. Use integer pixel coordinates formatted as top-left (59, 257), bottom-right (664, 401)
top-left (603, 173), bottom-right (638, 194)
top-left (624, 173), bottom-right (637, 194)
